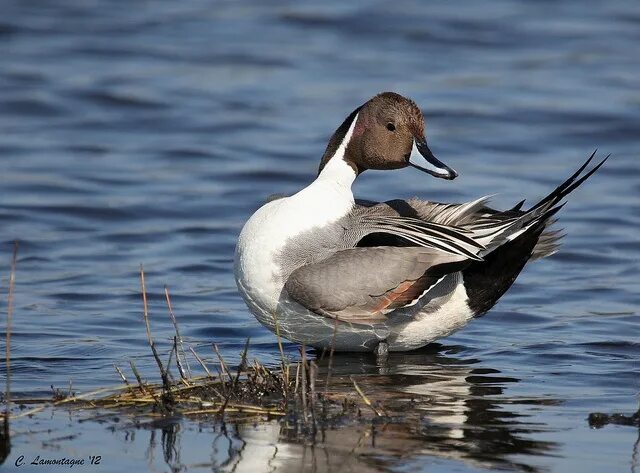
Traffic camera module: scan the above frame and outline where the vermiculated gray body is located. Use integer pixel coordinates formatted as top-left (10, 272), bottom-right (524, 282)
top-left (234, 92), bottom-right (607, 352)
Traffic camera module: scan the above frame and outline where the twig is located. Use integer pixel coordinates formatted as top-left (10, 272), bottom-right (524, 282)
top-left (182, 405), bottom-right (285, 416)
top-left (164, 286), bottom-right (191, 378)
top-left (129, 361), bottom-right (152, 396)
top-left (294, 362), bottom-right (300, 397)
top-left (211, 344), bottom-right (230, 396)
top-left (165, 343), bottom-right (176, 382)
top-left (12, 384), bottom-right (134, 419)
top-left (173, 336), bottom-right (188, 384)
top-left (139, 265), bottom-right (173, 406)
top-left (272, 312), bottom-right (289, 396)
top-left (212, 343), bottom-right (230, 381)
top-left (189, 347), bottom-right (212, 377)
top-left (114, 364), bottom-right (130, 385)
top-left (6, 241), bottom-right (17, 403)
top-left (309, 361), bottom-right (318, 429)
top-left (350, 376), bottom-right (383, 417)
top-left (325, 318), bottom-right (339, 395)
top-left (128, 360), bottom-right (162, 405)
top-left (211, 365), bottom-right (225, 394)
top-left (3, 241), bottom-right (18, 449)
top-left (300, 345), bottom-right (308, 421)
top-left (219, 338), bottom-right (250, 417)
top-left (632, 425), bottom-right (639, 473)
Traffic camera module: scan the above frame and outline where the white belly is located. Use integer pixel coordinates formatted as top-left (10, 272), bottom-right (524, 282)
top-left (388, 276), bottom-right (474, 350)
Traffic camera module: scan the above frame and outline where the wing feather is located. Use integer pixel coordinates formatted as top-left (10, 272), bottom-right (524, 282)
top-left (284, 247), bottom-right (471, 324)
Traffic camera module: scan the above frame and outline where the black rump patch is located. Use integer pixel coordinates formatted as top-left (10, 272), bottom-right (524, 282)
top-left (463, 223), bottom-right (545, 316)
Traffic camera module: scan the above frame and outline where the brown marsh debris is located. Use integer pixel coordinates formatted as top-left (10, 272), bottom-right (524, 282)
top-left (4, 264), bottom-right (384, 434)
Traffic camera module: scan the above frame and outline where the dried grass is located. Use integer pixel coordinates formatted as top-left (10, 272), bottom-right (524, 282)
top-left (4, 264), bottom-right (384, 430)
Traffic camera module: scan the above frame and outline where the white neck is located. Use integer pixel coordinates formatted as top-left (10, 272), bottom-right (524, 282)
top-left (274, 112), bottom-right (358, 235)
top-left (316, 112), bottom-right (359, 189)
top-left (316, 156), bottom-right (357, 189)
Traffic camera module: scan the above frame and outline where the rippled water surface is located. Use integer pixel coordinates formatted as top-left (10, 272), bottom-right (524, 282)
top-left (1, 1), bottom-right (639, 472)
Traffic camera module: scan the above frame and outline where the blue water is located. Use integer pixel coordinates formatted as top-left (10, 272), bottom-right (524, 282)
top-left (1, 1), bottom-right (639, 472)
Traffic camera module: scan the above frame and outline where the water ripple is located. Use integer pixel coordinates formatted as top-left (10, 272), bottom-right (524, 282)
top-left (0, 1), bottom-right (638, 472)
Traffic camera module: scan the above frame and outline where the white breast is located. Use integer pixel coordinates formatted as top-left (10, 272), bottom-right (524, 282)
top-left (235, 112), bottom-right (361, 316)
top-left (234, 115), bottom-right (359, 317)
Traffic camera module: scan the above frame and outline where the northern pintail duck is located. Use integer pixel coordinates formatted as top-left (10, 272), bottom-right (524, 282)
top-left (234, 92), bottom-right (607, 352)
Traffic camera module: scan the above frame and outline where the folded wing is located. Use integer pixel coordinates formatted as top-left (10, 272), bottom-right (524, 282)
top-left (284, 247), bottom-right (471, 324)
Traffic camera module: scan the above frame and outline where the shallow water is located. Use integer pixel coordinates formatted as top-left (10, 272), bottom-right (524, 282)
top-left (1, 0), bottom-right (639, 472)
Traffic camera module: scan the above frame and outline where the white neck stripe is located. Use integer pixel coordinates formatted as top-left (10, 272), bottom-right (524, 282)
top-left (317, 113), bottom-right (359, 188)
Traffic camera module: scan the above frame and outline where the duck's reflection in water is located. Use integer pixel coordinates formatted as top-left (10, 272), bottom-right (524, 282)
top-left (137, 344), bottom-right (557, 473)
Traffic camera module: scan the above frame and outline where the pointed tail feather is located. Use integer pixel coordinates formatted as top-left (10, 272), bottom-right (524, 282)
top-left (471, 152), bottom-right (608, 257)
top-left (529, 151), bottom-right (609, 214)
top-left (531, 228), bottom-right (565, 260)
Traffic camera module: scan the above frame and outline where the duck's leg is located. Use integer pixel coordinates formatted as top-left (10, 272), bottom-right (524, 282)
top-left (374, 340), bottom-right (389, 360)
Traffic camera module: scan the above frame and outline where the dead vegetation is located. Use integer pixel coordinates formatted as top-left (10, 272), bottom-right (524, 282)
top-left (2, 259), bottom-right (383, 435)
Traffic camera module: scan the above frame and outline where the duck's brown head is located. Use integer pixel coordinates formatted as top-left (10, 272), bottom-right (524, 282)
top-left (319, 92), bottom-right (457, 179)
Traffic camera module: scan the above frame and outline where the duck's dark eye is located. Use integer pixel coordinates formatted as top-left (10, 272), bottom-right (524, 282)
top-left (386, 123), bottom-right (396, 132)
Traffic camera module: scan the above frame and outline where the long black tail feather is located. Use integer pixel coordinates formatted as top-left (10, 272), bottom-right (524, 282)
top-left (529, 150), bottom-right (609, 213)
top-left (524, 151), bottom-right (608, 260)
top-left (464, 152), bottom-right (609, 315)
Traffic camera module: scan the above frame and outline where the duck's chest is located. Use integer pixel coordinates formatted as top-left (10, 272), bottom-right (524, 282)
top-left (234, 183), bottom-right (354, 309)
